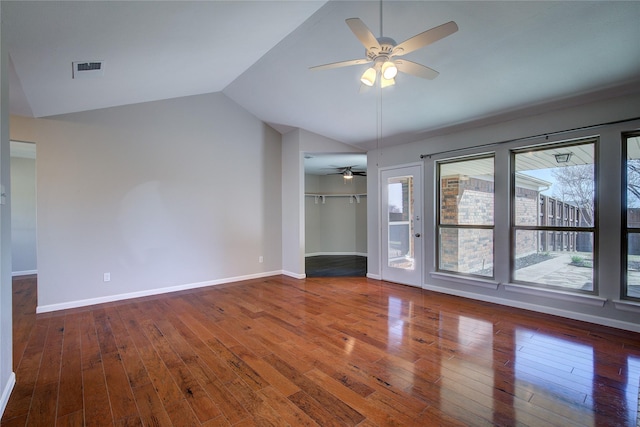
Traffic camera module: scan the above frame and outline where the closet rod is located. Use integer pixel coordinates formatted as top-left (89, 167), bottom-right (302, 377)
top-left (419, 116), bottom-right (640, 160)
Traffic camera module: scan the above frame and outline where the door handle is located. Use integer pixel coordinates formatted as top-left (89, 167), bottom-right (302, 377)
top-left (414, 233), bottom-right (421, 237)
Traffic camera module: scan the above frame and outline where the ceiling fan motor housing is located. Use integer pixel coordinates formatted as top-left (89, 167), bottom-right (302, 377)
top-left (366, 37), bottom-right (397, 61)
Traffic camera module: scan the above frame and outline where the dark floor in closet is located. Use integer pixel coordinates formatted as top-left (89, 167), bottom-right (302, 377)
top-left (305, 255), bottom-right (367, 277)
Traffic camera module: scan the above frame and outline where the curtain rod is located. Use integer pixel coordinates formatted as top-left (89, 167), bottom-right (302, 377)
top-left (419, 116), bottom-right (640, 160)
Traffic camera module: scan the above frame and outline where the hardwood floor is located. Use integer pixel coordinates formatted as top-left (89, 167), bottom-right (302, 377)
top-left (2, 274), bottom-right (640, 426)
top-left (305, 256), bottom-right (367, 277)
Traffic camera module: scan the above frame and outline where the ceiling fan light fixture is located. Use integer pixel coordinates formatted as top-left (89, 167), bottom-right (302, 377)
top-left (381, 61), bottom-right (398, 79)
top-left (343, 169), bottom-right (354, 179)
top-left (360, 67), bottom-right (377, 86)
top-left (380, 76), bottom-right (395, 88)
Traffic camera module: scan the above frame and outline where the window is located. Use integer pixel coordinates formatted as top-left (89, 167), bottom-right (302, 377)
top-left (512, 138), bottom-right (596, 292)
top-left (387, 176), bottom-right (414, 270)
top-left (437, 155), bottom-right (494, 277)
top-left (623, 132), bottom-right (640, 301)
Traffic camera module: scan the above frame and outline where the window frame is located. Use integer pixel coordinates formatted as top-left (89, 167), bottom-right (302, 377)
top-left (436, 153), bottom-right (496, 279)
top-left (510, 137), bottom-right (599, 294)
top-left (622, 131), bottom-right (640, 302)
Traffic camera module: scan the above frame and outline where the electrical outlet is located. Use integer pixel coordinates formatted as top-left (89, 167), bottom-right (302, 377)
top-left (259, 256), bottom-right (263, 263)
top-left (103, 272), bottom-right (111, 282)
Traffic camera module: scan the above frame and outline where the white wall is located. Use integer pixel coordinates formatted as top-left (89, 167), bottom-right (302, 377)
top-left (367, 90), bottom-right (640, 331)
top-left (305, 174), bottom-right (366, 256)
top-left (10, 152), bottom-right (36, 275)
top-left (304, 174), bottom-right (322, 255)
top-left (0, 3), bottom-right (16, 415)
top-left (281, 129), bottom-right (303, 277)
top-left (10, 92), bottom-right (282, 312)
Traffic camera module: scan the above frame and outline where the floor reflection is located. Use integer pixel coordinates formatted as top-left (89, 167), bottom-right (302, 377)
top-left (387, 296), bottom-right (405, 345)
top-left (515, 329), bottom-right (595, 426)
top-left (458, 315), bottom-right (494, 355)
top-left (626, 356), bottom-right (640, 423)
top-left (440, 315), bottom-right (497, 422)
top-left (416, 302), bottom-right (638, 425)
top-left (326, 283), bottom-right (639, 425)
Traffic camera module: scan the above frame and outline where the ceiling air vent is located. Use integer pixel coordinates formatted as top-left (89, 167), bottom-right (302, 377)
top-left (72, 61), bottom-right (105, 79)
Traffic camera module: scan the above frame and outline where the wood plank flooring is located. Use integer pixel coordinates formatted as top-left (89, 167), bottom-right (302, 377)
top-left (2, 274), bottom-right (640, 426)
top-left (305, 256), bottom-right (367, 277)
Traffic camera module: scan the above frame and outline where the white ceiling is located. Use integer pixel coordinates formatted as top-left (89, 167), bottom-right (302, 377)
top-left (304, 153), bottom-right (366, 176)
top-left (5, 1), bottom-right (640, 161)
top-left (4, 1), bottom-right (327, 117)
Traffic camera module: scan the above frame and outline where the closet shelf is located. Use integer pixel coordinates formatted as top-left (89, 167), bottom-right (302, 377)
top-left (305, 193), bottom-right (367, 204)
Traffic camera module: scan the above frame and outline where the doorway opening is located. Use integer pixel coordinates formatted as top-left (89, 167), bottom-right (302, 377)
top-left (304, 153), bottom-right (367, 277)
top-left (10, 141), bottom-right (37, 278)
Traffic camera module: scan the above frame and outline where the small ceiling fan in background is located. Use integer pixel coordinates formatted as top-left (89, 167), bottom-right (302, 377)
top-left (326, 166), bottom-right (367, 180)
top-left (310, 6), bottom-right (458, 88)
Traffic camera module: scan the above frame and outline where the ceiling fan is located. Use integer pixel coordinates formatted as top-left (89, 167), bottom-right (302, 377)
top-left (310, 16), bottom-right (458, 88)
top-left (327, 166), bottom-right (367, 180)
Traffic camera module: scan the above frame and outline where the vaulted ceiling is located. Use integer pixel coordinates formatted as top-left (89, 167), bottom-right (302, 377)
top-left (5, 1), bottom-right (640, 151)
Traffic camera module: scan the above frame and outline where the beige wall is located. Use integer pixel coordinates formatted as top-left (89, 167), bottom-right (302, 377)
top-left (10, 92), bottom-right (283, 311)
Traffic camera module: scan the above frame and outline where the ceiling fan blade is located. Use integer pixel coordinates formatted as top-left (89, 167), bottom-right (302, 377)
top-left (346, 18), bottom-right (381, 51)
top-left (392, 21), bottom-right (458, 57)
top-left (395, 60), bottom-right (439, 80)
top-left (310, 58), bottom-right (370, 71)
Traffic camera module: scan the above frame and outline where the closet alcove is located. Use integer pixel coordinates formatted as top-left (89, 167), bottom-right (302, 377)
top-left (304, 159), bottom-right (367, 277)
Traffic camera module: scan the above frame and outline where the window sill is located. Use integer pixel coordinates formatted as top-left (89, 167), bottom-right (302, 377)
top-left (430, 272), bottom-right (499, 290)
top-left (612, 299), bottom-right (640, 313)
top-left (504, 283), bottom-right (606, 307)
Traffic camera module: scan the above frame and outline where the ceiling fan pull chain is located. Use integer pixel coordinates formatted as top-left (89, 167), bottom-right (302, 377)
top-left (379, 0), bottom-right (383, 37)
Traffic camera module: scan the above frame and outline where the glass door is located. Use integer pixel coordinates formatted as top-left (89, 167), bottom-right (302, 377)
top-left (381, 165), bottom-right (423, 287)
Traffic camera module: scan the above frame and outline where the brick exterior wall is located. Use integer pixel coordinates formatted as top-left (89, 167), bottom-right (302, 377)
top-left (538, 195), bottom-right (586, 252)
top-left (440, 176), bottom-right (494, 273)
top-left (440, 175), bottom-right (587, 275)
top-left (515, 186), bottom-right (539, 257)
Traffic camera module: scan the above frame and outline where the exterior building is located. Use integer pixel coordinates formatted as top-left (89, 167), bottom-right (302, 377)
top-left (440, 172), bottom-right (589, 276)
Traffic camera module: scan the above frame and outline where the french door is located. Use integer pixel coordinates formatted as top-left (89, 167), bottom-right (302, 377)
top-left (381, 164), bottom-right (423, 287)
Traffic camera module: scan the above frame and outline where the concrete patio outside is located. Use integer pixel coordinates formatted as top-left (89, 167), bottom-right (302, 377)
top-left (515, 251), bottom-right (640, 298)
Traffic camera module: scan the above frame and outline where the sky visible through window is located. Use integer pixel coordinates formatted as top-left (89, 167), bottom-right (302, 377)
top-left (523, 168), bottom-right (555, 196)
top-left (388, 182), bottom-right (403, 213)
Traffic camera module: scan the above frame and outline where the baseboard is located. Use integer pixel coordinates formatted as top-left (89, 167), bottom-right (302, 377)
top-left (1, 372), bottom-right (16, 418)
top-left (12, 270), bottom-right (37, 277)
top-left (36, 270), bottom-right (283, 313)
top-left (421, 283), bottom-right (640, 333)
top-left (282, 270), bottom-right (306, 279)
top-left (366, 273), bottom-right (381, 280)
top-left (305, 252), bottom-right (368, 257)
